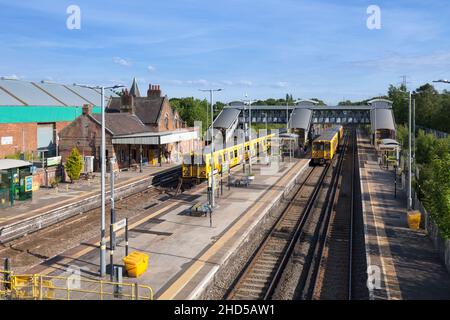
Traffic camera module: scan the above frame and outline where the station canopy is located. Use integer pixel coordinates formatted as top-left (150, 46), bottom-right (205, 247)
top-left (213, 108), bottom-right (240, 130)
top-left (0, 159), bottom-right (32, 171)
top-left (371, 108), bottom-right (396, 131)
top-left (288, 108), bottom-right (312, 130)
top-left (112, 129), bottom-right (198, 145)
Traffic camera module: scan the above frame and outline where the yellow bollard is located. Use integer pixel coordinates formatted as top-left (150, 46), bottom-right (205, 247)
top-left (407, 210), bottom-right (421, 230)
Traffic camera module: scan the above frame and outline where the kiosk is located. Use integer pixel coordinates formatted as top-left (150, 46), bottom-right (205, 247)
top-left (0, 159), bottom-right (33, 208)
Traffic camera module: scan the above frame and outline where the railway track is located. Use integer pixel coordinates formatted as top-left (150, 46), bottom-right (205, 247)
top-left (0, 160), bottom-right (248, 274)
top-left (299, 128), bottom-right (357, 300)
top-left (0, 170), bottom-right (182, 273)
top-left (227, 128), bottom-right (355, 300)
top-left (226, 163), bottom-right (330, 300)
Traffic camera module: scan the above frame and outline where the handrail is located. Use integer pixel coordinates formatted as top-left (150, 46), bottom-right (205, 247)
top-left (0, 269), bottom-right (153, 300)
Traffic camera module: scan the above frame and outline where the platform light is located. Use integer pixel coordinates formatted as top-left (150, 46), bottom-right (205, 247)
top-left (73, 83), bottom-right (125, 278)
top-left (432, 79), bottom-right (450, 84)
top-left (199, 88), bottom-right (223, 210)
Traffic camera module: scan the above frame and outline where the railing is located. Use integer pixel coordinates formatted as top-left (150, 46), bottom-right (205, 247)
top-left (0, 270), bottom-right (153, 300)
top-left (411, 191), bottom-right (450, 274)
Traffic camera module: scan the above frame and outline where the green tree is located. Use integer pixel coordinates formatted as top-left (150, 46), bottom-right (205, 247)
top-left (213, 101), bottom-right (226, 117)
top-left (65, 148), bottom-right (83, 182)
top-left (436, 90), bottom-right (450, 132)
top-left (423, 153), bottom-right (450, 238)
top-left (395, 124), bottom-right (409, 150)
top-left (413, 84), bottom-right (440, 129)
top-left (388, 84), bottom-right (408, 125)
top-left (415, 130), bottom-right (437, 164)
top-left (310, 98), bottom-right (326, 105)
top-left (170, 97), bottom-right (209, 134)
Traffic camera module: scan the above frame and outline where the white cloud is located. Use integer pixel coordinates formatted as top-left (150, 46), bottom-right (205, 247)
top-left (113, 57), bottom-right (132, 67)
top-left (166, 79), bottom-right (210, 87)
top-left (351, 51), bottom-right (450, 70)
top-left (237, 80), bottom-right (253, 87)
top-left (188, 79), bottom-right (209, 86)
top-left (1, 74), bottom-right (21, 80)
top-left (274, 81), bottom-right (289, 88)
top-left (167, 79), bottom-right (254, 88)
top-left (219, 80), bottom-right (233, 86)
top-left (147, 65), bottom-right (156, 72)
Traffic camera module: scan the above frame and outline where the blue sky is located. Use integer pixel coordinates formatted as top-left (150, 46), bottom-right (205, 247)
top-left (0, 0), bottom-right (449, 104)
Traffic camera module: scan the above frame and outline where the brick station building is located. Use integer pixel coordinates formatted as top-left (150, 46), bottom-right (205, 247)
top-left (0, 78), bottom-right (117, 159)
top-left (58, 80), bottom-right (199, 171)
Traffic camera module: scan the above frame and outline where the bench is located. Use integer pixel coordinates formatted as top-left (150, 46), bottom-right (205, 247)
top-left (233, 175), bottom-right (253, 187)
top-left (190, 202), bottom-right (212, 217)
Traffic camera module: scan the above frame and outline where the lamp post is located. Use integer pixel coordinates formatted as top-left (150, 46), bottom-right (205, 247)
top-left (73, 83), bottom-right (124, 277)
top-left (199, 88), bottom-right (223, 210)
top-left (408, 91), bottom-right (412, 210)
top-left (242, 103), bottom-right (246, 172)
top-left (242, 96), bottom-right (257, 173)
top-left (286, 98), bottom-right (289, 132)
top-left (433, 79), bottom-right (450, 84)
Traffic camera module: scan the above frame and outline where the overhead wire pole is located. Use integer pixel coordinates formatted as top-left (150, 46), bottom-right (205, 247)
top-left (242, 95), bottom-right (256, 173)
top-left (199, 88), bottom-right (223, 210)
top-left (242, 103), bottom-right (246, 173)
top-left (73, 83), bottom-right (124, 277)
top-left (413, 98), bottom-right (416, 168)
top-left (100, 86), bottom-right (107, 276)
top-left (286, 97), bottom-right (289, 132)
top-left (408, 91), bottom-right (412, 210)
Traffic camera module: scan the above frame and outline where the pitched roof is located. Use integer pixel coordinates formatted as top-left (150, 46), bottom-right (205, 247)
top-left (91, 113), bottom-right (150, 135)
top-left (107, 96), bottom-right (166, 125)
top-left (0, 78), bottom-right (119, 106)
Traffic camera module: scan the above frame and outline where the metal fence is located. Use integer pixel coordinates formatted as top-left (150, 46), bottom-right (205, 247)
top-left (412, 190), bottom-right (450, 275)
top-left (416, 125), bottom-right (449, 139)
top-left (0, 270), bottom-right (153, 300)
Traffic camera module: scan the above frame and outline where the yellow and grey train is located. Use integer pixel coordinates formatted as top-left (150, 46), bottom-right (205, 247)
top-left (311, 125), bottom-right (344, 165)
top-left (182, 133), bottom-right (275, 181)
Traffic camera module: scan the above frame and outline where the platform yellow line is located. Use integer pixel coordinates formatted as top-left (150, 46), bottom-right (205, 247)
top-left (37, 200), bottom-right (181, 276)
top-left (363, 140), bottom-right (402, 300)
top-left (158, 161), bottom-right (304, 300)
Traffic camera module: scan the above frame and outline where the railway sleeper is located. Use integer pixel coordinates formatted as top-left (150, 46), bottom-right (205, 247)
top-left (240, 281), bottom-right (268, 290)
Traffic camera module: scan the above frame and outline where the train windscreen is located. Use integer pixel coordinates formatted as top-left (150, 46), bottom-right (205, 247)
top-left (313, 142), bottom-right (324, 151)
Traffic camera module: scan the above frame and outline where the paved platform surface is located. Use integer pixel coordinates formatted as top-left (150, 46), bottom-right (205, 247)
top-left (0, 163), bottom-right (179, 227)
top-left (358, 129), bottom-right (450, 300)
top-left (27, 158), bottom-right (309, 299)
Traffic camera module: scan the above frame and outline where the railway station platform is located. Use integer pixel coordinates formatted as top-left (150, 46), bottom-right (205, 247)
top-left (358, 129), bottom-right (450, 300)
top-left (25, 157), bottom-right (310, 299)
top-left (0, 163), bottom-right (180, 242)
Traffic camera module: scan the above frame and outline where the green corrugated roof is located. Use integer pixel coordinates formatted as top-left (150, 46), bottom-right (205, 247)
top-left (0, 106), bottom-right (101, 124)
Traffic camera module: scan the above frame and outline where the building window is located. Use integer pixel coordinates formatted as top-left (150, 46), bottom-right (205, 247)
top-left (164, 113), bottom-right (169, 130)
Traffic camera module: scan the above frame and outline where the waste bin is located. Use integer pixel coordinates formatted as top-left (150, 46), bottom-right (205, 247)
top-left (407, 210), bottom-right (421, 230)
top-left (123, 252), bottom-right (148, 278)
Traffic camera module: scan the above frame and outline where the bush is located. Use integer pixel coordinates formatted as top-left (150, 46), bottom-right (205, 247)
top-left (414, 133), bottom-right (450, 239)
top-left (423, 154), bottom-right (450, 238)
top-left (65, 148), bottom-right (83, 182)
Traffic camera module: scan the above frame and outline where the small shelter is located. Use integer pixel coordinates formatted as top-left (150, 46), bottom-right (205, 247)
top-left (0, 159), bottom-right (33, 208)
